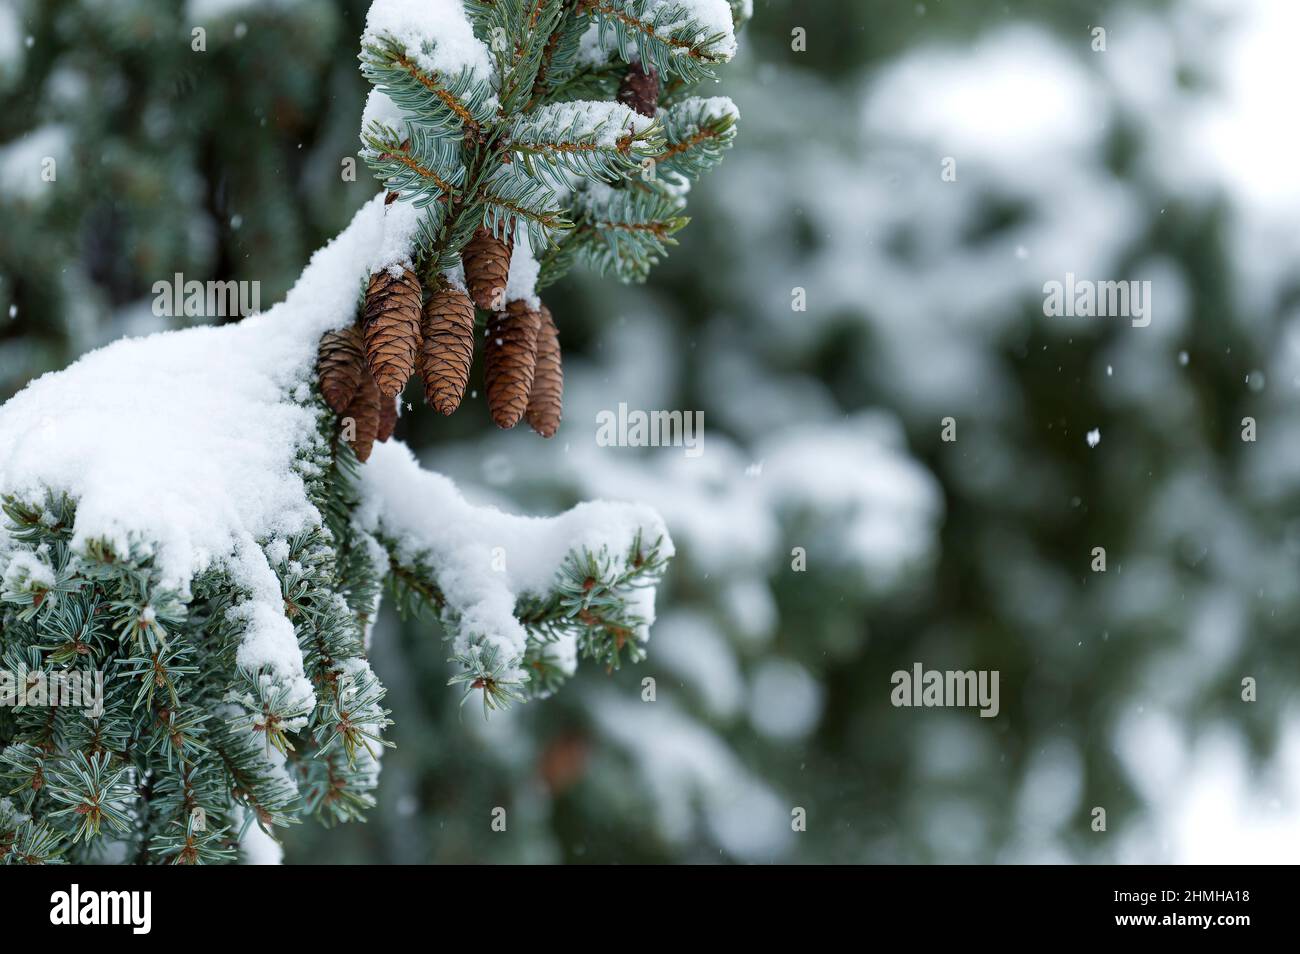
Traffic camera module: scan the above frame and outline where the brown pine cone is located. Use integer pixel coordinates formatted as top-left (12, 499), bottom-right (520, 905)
top-left (617, 63), bottom-right (659, 118)
top-left (484, 300), bottom-right (542, 429)
top-left (317, 324), bottom-right (367, 414)
top-left (419, 282), bottom-right (477, 414)
top-left (343, 373), bottom-right (381, 463)
top-left (363, 267), bottom-right (422, 399)
top-left (377, 394), bottom-right (398, 443)
top-left (526, 303), bottom-right (562, 438)
top-left (462, 227), bottom-right (512, 311)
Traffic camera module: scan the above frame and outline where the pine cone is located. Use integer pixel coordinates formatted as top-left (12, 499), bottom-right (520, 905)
top-left (419, 282), bottom-right (477, 414)
top-left (526, 303), bottom-right (563, 438)
top-left (484, 300), bottom-right (542, 429)
top-left (462, 227), bottom-right (512, 311)
top-left (617, 63), bottom-right (659, 118)
top-left (343, 373), bottom-right (381, 463)
top-left (377, 394), bottom-right (398, 443)
top-left (363, 267), bottom-right (422, 399)
top-left (317, 324), bottom-right (367, 414)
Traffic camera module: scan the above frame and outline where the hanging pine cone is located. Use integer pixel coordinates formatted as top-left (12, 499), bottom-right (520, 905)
top-left (526, 304), bottom-right (562, 438)
top-left (362, 267), bottom-right (422, 399)
top-left (419, 282), bottom-right (477, 415)
top-left (617, 62), bottom-right (659, 118)
top-left (342, 373), bottom-right (381, 463)
top-left (377, 394), bottom-right (398, 443)
top-left (317, 324), bottom-right (367, 414)
top-left (462, 227), bottom-right (512, 311)
top-left (484, 300), bottom-right (542, 429)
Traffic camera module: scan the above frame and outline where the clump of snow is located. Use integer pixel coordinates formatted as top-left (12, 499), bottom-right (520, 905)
top-left (575, 21), bottom-right (616, 67)
top-left (363, 0), bottom-right (494, 83)
top-left (187, 0), bottom-right (292, 18)
top-left (2, 548), bottom-right (56, 592)
top-left (238, 808), bottom-right (285, 864)
top-left (360, 88), bottom-right (409, 142)
top-left (527, 100), bottom-right (657, 147)
top-left (756, 415), bottom-right (942, 588)
top-left (0, 125), bottom-right (70, 203)
top-left (441, 262), bottom-right (467, 293)
top-left (503, 238), bottom-right (541, 309)
top-left (747, 658), bottom-right (823, 741)
top-left (653, 610), bottom-right (744, 719)
top-left (673, 94), bottom-right (739, 123)
top-left (354, 441), bottom-right (672, 682)
top-left (0, 195), bottom-right (394, 703)
top-left (0, 3), bottom-right (25, 83)
top-left (588, 691), bottom-right (789, 860)
top-left (651, 0), bottom-right (737, 60)
top-left (371, 198), bottom-right (423, 274)
top-left (1086, 428), bottom-right (1101, 448)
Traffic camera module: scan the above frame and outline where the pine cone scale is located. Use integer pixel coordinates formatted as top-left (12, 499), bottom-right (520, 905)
top-left (419, 283), bottom-right (477, 414)
top-left (462, 227), bottom-right (513, 311)
top-left (363, 267), bottom-right (422, 399)
top-left (526, 304), bottom-right (563, 438)
top-left (485, 300), bottom-right (542, 429)
top-left (317, 325), bottom-right (368, 414)
top-left (343, 373), bottom-right (382, 463)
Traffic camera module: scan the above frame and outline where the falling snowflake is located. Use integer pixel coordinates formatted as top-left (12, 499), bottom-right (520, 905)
top-left (1086, 429), bottom-right (1101, 448)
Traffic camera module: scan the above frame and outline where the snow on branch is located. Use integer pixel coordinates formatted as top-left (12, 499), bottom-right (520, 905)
top-left (355, 441), bottom-right (673, 711)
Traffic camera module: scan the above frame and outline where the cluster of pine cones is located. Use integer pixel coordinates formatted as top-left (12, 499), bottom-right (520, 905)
top-left (316, 227), bottom-right (562, 462)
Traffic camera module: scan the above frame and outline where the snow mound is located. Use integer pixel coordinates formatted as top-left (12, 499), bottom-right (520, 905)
top-left (362, 0), bottom-right (494, 83)
top-left (356, 441), bottom-right (673, 680)
top-left (0, 194), bottom-right (416, 702)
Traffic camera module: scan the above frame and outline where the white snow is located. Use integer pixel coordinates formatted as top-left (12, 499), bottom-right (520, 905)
top-left (503, 237), bottom-right (541, 309)
top-left (575, 21), bottom-right (615, 68)
top-left (650, 0), bottom-right (737, 60)
top-left (238, 809), bottom-right (285, 864)
top-left (354, 441), bottom-right (672, 682)
top-left (362, 0), bottom-right (494, 83)
top-left (0, 194), bottom-right (397, 707)
top-left (652, 610), bottom-right (744, 719)
top-left (588, 691), bottom-right (789, 860)
top-left (747, 658), bottom-right (823, 741)
top-left (360, 87), bottom-right (409, 141)
top-left (671, 95), bottom-right (739, 123)
top-left (0, 124), bottom-right (70, 202)
top-left (187, 0), bottom-right (281, 18)
top-left (527, 100), bottom-right (656, 147)
top-left (0, 3), bottom-right (24, 79)
top-left (372, 198), bottom-right (423, 274)
top-left (1, 548), bottom-right (56, 592)
top-left (1086, 428), bottom-right (1101, 448)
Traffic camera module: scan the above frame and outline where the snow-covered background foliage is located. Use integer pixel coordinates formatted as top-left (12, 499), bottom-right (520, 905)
top-left (3, 0), bottom-right (1299, 862)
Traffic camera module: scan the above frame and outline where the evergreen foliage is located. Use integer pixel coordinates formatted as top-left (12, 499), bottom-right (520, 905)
top-left (358, 0), bottom-right (742, 286)
top-left (0, 0), bottom-right (729, 864)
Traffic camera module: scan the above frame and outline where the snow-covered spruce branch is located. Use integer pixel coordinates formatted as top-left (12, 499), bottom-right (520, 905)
top-left (0, 0), bottom-right (741, 866)
top-left (651, 95), bottom-right (738, 179)
top-left (507, 101), bottom-right (663, 189)
top-left (354, 442), bottom-right (672, 716)
top-left (583, 0), bottom-right (738, 84)
top-left (0, 191), bottom-right (671, 864)
top-left (355, 0), bottom-right (741, 293)
top-left (539, 183), bottom-right (689, 284)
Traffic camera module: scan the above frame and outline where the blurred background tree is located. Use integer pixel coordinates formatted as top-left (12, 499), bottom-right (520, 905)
top-left (3, 0), bottom-right (1298, 863)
